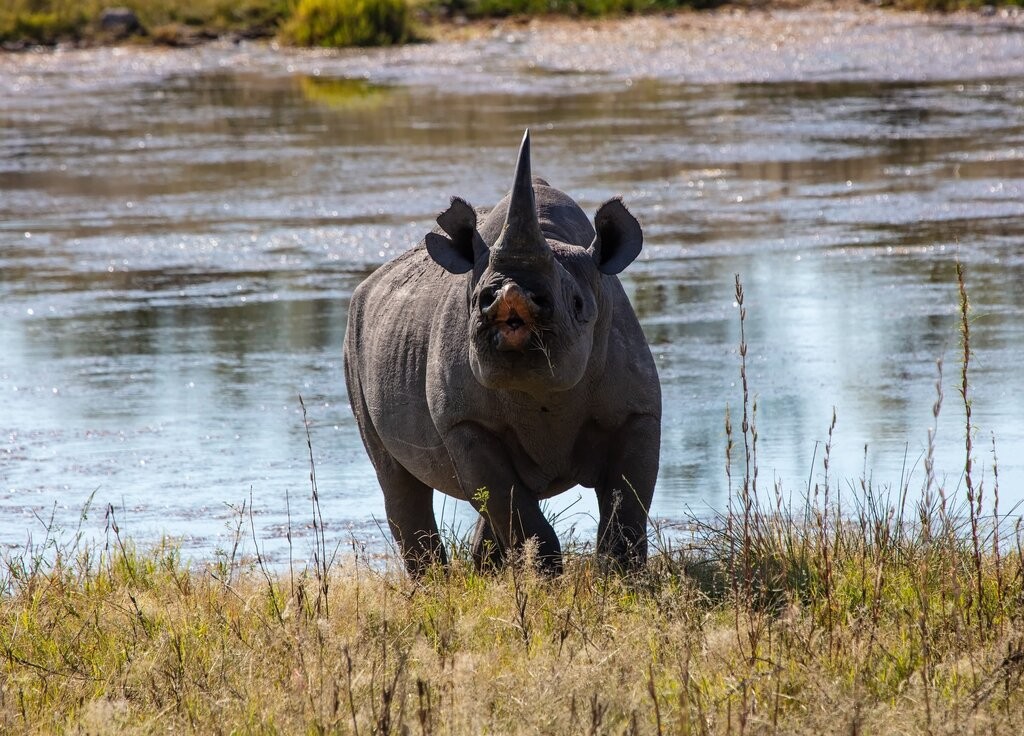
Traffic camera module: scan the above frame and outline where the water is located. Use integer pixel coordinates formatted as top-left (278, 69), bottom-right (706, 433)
top-left (2, 10), bottom-right (1024, 563)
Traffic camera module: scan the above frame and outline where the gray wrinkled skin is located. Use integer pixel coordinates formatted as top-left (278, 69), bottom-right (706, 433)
top-left (344, 131), bottom-right (661, 575)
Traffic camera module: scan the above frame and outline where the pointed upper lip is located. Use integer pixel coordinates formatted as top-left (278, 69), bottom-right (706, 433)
top-left (481, 283), bottom-right (538, 352)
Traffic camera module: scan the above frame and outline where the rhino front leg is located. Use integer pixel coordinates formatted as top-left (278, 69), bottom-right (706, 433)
top-left (445, 423), bottom-right (562, 574)
top-left (596, 414), bottom-right (660, 572)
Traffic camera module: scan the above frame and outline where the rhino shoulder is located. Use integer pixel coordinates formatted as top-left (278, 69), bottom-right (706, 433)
top-left (348, 244), bottom-right (464, 374)
top-left (352, 244), bottom-right (444, 298)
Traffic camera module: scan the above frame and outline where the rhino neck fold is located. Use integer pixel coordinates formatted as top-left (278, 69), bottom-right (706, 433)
top-left (490, 130), bottom-right (552, 270)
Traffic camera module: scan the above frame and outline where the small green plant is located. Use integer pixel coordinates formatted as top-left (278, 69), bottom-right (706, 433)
top-left (281, 0), bottom-right (414, 47)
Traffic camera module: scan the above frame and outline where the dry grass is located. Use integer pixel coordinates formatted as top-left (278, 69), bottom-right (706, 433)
top-left (2, 515), bottom-right (1021, 733)
top-left (2, 266), bottom-right (1022, 734)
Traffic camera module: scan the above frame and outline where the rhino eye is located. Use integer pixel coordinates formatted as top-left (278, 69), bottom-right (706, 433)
top-left (573, 295), bottom-right (584, 314)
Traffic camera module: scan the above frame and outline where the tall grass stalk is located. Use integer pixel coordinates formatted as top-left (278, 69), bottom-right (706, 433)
top-left (958, 260), bottom-right (987, 638)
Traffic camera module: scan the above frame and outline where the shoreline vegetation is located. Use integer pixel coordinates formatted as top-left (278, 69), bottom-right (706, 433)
top-left (1, 0), bottom-right (1023, 50)
top-left (3, 269), bottom-right (1022, 733)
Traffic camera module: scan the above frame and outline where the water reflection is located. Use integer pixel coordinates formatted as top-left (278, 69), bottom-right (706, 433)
top-left (1, 42), bottom-right (1023, 562)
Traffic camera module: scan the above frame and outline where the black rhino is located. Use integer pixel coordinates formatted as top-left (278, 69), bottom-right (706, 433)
top-left (344, 131), bottom-right (661, 575)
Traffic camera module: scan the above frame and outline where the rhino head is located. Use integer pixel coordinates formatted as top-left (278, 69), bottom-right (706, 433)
top-left (425, 130), bottom-right (643, 395)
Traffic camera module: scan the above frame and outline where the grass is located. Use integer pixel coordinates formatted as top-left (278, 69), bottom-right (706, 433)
top-left (280, 0), bottom-right (414, 47)
top-left (0, 0), bottom-right (291, 46)
top-left (3, 1), bottom-right (1024, 48)
top-left (4, 508), bottom-right (1021, 733)
top-left (2, 264), bottom-right (1022, 733)
top-left (0, 0), bottom-right (409, 48)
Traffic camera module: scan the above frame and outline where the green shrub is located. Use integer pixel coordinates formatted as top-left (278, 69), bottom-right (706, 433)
top-left (281, 0), bottom-right (413, 47)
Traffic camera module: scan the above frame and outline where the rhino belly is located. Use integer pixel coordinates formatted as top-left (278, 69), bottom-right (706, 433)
top-left (368, 401), bottom-right (460, 495)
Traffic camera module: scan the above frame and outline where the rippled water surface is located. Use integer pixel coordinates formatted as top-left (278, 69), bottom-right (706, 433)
top-left (3, 11), bottom-right (1024, 562)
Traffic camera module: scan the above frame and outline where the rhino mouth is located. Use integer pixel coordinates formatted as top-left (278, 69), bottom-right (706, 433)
top-left (482, 284), bottom-right (539, 352)
top-left (496, 313), bottom-right (531, 351)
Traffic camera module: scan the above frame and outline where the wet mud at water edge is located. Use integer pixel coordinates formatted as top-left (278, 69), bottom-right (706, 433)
top-left (2, 8), bottom-right (1024, 564)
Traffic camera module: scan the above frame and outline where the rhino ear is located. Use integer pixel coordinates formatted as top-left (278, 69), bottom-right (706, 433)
top-left (426, 197), bottom-right (487, 275)
top-left (589, 198), bottom-right (643, 275)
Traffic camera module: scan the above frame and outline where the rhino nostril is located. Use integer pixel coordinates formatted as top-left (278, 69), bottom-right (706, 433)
top-left (479, 290), bottom-right (497, 315)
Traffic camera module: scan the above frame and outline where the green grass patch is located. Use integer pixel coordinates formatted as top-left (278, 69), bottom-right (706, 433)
top-left (281, 0), bottom-right (415, 47)
top-left (0, 1), bottom-right (90, 45)
top-left (6, 2), bottom-right (1024, 48)
top-left (0, 0), bottom-right (410, 47)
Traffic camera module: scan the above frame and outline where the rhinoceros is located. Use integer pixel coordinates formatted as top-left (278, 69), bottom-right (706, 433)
top-left (343, 131), bottom-right (661, 575)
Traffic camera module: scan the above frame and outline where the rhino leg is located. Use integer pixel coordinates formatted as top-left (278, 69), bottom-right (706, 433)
top-left (381, 467), bottom-right (446, 576)
top-left (446, 423), bottom-right (562, 574)
top-left (470, 515), bottom-right (507, 571)
top-left (360, 429), bottom-right (446, 575)
top-left (596, 414), bottom-right (660, 572)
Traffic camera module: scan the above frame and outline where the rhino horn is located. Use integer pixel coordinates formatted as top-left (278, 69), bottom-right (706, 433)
top-left (491, 129), bottom-right (552, 268)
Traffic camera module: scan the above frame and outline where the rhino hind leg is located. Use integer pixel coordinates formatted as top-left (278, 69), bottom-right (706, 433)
top-left (596, 414), bottom-right (660, 573)
top-left (470, 515), bottom-right (507, 571)
top-left (359, 431), bottom-right (447, 575)
top-left (381, 466), bottom-right (447, 576)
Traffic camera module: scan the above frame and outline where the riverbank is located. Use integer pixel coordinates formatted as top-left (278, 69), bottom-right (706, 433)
top-left (1, 0), bottom-right (1022, 50)
top-left (5, 1), bottom-right (1024, 88)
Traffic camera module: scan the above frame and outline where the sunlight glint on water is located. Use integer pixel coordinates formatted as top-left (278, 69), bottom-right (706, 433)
top-left (2, 29), bottom-right (1023, 562)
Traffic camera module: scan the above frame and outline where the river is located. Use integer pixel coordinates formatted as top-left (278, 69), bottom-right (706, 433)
top-left (2, 7), bottom-right (1023, 563)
